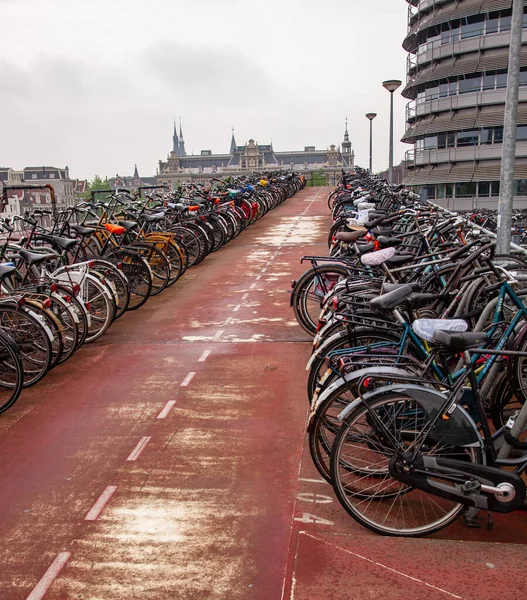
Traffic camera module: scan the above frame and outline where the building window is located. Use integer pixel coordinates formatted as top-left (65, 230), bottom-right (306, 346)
top-left (461, 14), bottom-right (485, 39)
top-left (49, 173), bottom-right (55, 179)
top-left (491, 181), bottom-right (500, 196)
top-left (456, 130), bottom-right (479, 147)
top-left (515, 180), bottom-right (527, 195)
top-left (455, 182), bottom-right (477, 197)
top-left (518, 125), bottom-right (527, 140)
top-left (478, 182), bottom-right (491, 197)
top-left (31, 174), bottom-right (37, 179)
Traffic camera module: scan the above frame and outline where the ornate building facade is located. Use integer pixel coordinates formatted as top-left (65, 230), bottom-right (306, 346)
top-left (156, 121), bottom-right (354, 187)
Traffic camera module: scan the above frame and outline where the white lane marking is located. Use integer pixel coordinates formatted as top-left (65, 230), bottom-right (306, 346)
top-left (85, 485), bottom-right (118, 521)
top-left (241, 293), bottom-right (249, 301)
top-left (261, 267), bottom-right (267, 273)
top-left (233, 304), bottom-right (241, 313)
top-left (223, 316), bottom-right (232, 326)
top-left (26, 552), bottom-right (71, 600)
top-left (296, 492), bottom-right (333, 504)
top-left (255, 275), bottom-right (261, 281)
top-left (298, 477), bottom-right (329, 484)
top-left (213, 330), bottom-right (224, 341)
top-left (157, 400), bottom-right (177, 419)
top-left (198, 349), bottom-right (212, 362)
top-left (126, 436), bottom-right (152, 461)
top-left (180, 372), bottom-right (196, 387)
top-left (249, 283), bottom-right (256, 289)
top-left (300, 532), bottom-right (464, 599)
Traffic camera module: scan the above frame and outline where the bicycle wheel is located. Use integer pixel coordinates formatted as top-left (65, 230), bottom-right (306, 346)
top-left (108, 249), bottom-right (152, 310)
top-left (0, 329), bottom-right (23, 413)
top-left (88, 259), bottom-right (130, 320)
top-left (0, 303), bottom-right (52, 387)
top-left (131, 243), bottom-right (170, 296)
top-left (330, 392), bottom-right (482, 537)
top-left (292, 265), bottom-right (351, 336)
top-left (80, 273), bottom-right (115, 342)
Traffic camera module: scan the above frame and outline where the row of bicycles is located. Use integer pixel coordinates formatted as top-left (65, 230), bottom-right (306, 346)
top-left (0, 170), bottom-right (305, 414)
top-left (291, 167), bottom-right (527, 537)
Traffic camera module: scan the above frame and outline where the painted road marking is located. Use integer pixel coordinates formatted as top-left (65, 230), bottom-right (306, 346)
top-left (223, 316), bottom-right (232, 326)
top-left (299, 477), bottom-right (329, 484)
top-left (26, 552), bottom-right (71, 600)
top-left (296, 492), bottom-right (333, 504)
top-left (294, 513), bottom-right (333, 525)
top-left (249, 283), bottom-right (256, 289)
top-left (85, 485), bottom-right (118, 521)
top-left (213, 330), bottom-right (224, 341)
top-left (180, 372), bottom-right (196, 387)
top-left (255, 275), bottom-right (261, 281)
top-left (157, 400), bottom-right (177, 419)
top-left (198, 349), bottom-right (212, 362)
top-left (300, 532), bottom-right (464, 599)
top-left (233, 304), bottom-right (241, 312)
top-left (241, 293), bottom-right (249, 301)
top-left (127, 436), bottom-right (152, 461)
top-left (261, 267), bottom-right (267, 273)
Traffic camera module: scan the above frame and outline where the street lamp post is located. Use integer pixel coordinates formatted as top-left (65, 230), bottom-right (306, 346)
top-left (382, 79), bottom-right (402, 183)
top-left (365, 113), bottom-right (377, 172)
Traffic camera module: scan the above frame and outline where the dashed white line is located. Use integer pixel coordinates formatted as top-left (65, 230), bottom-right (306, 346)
top-left (261, 267), bottom-right (267, 273)
top-left (223, 316), bottom-right (232, 326)
top-left (255, 275), bottom-right (261, 281)
top-left (126, 436), bottom-right (152, 461)
top-left (85, 485), bottom-right (118, 521)
top-left (233, 304), bottom-right (241, 312)
top-left (213, 330), bottom-right (224, 341)
top-left (180, 372), bottom-right (196, 387)
top-left (157, 400), bottom-right (177, 419)
top-left (299, 477), bottom-right (329, 484)
top-left (26, 552), bottom-right (71, 600)
top-left (198, 349), bottom-right (212, 362)
top-left (241, 293), bottom-right (249, 301)
top-left (249, 283), bottom-right (256, 289)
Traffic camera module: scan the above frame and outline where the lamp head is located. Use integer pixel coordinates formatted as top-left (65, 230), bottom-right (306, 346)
top-left (365, 113), bottom-right (377, 120)
top-left (382, 79), bottom-right (402, 93)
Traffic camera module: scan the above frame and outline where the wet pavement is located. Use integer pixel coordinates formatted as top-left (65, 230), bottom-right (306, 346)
top-left (2, 186), bottom-right (526, 600)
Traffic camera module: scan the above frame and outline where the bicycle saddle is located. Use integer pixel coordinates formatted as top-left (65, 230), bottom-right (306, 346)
top-left (0, 264), bottom-right (16, 279)
top-left (384, 253), bottom-right (415, 267)
top-left (432, 330), bottom-right (489, 352)
top-left (376, 236), bottom-right (402, 248)
top-left (369, 285), bottom-right (413, 311)
top-left (70, 224), bottom-right (96, 236)
top-left (334, 229), bottom-right (366, 243)
top-left (117, 220), bottom-right (138, 231)
top-left (19, 249), bottom-right (56, 266)
top-left (49, 236), bottom-right (78, 250)
top-left (142, 213), bottom-right (164, 223)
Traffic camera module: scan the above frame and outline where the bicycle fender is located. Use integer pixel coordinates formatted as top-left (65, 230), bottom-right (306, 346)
top-left (340, 384), bottom-right (482, 447)
top-left (314, 366), bottom-right (413, 414)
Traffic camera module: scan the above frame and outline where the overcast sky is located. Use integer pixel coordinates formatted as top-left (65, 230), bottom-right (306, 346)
top-left (0, 0), bottom-right (409, 180)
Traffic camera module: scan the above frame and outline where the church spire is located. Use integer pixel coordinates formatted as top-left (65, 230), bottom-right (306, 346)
top-left (178, 117), bottom-right (186, 156)
top-left (342, 117), bottom-right (352, 154)
top-left (230, 126), bottom-right (237, 155)
top-left (134, 164), bottom-right (139, 179)
top-left (172, 118), bottom-right (179, 155)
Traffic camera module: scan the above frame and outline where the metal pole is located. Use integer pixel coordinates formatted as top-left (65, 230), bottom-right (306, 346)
top-left (496, 0), bottom-right (523, 254)
top-left (369, 119), bottom-right (373, 172)
top-left (389, 91), bottom-right (394, 183)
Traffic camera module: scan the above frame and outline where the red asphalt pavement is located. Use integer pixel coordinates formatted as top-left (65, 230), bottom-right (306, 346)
top-left (0, 186), bottom-right (525, 600)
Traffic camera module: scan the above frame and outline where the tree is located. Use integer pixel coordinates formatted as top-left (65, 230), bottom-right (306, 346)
top-left (80, 175), bottom-right (111, 201)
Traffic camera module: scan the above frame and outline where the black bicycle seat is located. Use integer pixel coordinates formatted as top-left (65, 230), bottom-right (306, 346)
top-left (369, 285), bottom-right (413, 311)
top-left (433, 330), bottom-right (489, 352)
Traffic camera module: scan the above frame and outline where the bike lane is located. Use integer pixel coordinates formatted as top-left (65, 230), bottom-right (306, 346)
top-left (1, 184), bottom-right (525, 600)
top-left (0, 186), bottom-right (329, 599)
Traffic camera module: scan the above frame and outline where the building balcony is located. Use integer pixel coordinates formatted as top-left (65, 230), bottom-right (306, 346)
top-left (411, 141), bottom-right (527, 167)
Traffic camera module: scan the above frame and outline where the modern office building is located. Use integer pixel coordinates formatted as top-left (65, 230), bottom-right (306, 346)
top-left (402, 0), bottom-right (527, 209)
